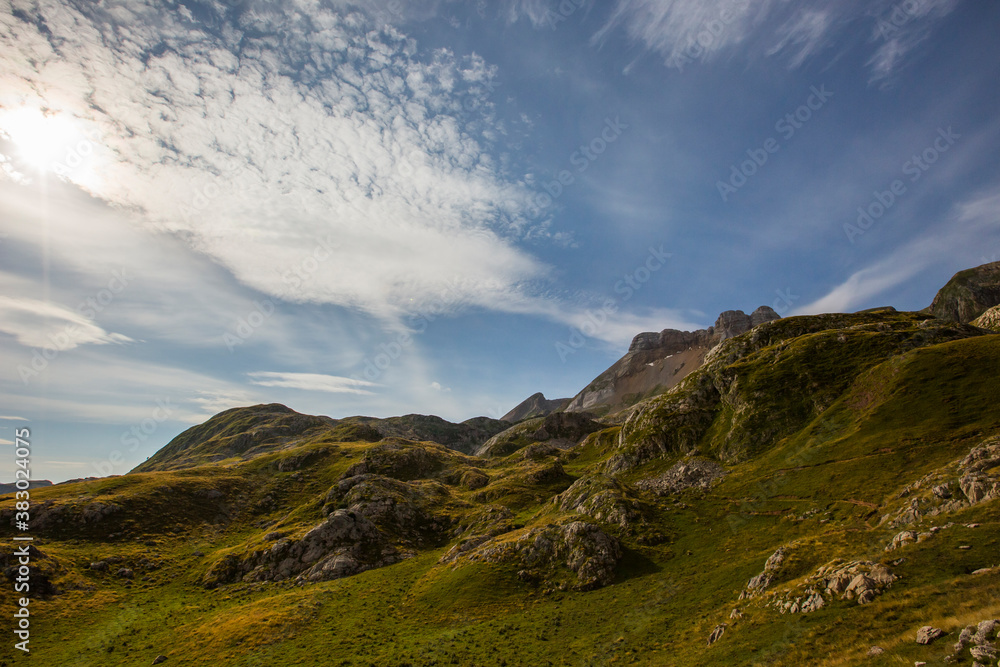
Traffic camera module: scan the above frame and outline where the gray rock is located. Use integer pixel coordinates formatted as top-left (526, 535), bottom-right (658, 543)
top-left (152, 657), bottom-right (167, 665)
top-left (969, 644), bottom-right (996, 662)
top-left (868, 646), bottom-right (885, 656)
top-left (916, 626), bottom-right (945, 645)
top-left (954, 624), bottom-right (977, 652)
top-left (707, 623), bottom-right (727, 645)
top-left (468, 521), bottom-right (621, 591)
top-left (750, 305), bottom-right (781, 327)
top-left (973, 619), bottom-right (999, 644)
top-left (932, 483), bottom-right (952, 499)
top-left (555, 475), bottom-right (641, 529)
top-left (202, 509), bottom-right (403, 587)
top-left (635, 458), bottom-right (726, 496)
top-left (714, 310), bottom-right (753, 340)
top-left (116, 568), bottom-right (134, 579)
top-left (886, 530), bottom-right (918, 551)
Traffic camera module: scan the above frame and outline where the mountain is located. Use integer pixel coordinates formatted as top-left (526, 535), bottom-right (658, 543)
top-left (500, 392), bottom-right (571, 422)
top-left (928, 260), bottom-right (1000, 322)
top-left (564, 306), bottom-right (780, 415)
top-left (0, 479), bottom-right (51, 495)
top-left (3, 268), bottom-right (1000, 666)
top-left (133, 405), bottom-right (510, 472)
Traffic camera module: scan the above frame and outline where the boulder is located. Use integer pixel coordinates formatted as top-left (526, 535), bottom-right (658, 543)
top-left (915, 626), bottom-right (944, 644)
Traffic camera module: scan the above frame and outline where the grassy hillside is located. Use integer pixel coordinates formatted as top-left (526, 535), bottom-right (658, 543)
top-left (2, 311), bottom-right (999, 666)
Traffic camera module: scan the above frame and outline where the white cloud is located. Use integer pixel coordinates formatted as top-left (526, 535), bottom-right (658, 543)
top-left (593, 0), bottom-right (777, 63)
top-left (796, 187), bottom-right (1000, 315)
top-left (767, 10), bottom-right (833, 69)
top-left (0, 0), bottom-right (554, 327)
top-left (594, 0), bottom-right (958, 78)
top-left (0, 438), bottom-right (12, 445)
top-left (0, 415), bottom-right (27, 421)
top-left (0, 296), bottom-right (133, 350)
top-left (867, 0), bottom-right (959, 83)
top-left (248, 371), bottom-right (378, 395)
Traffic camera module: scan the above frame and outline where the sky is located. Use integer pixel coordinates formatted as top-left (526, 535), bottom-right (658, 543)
top-left (1, 0), bottom-right (999, 483)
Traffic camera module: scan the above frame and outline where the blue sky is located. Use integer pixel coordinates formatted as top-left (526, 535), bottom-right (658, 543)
top-left (1, 0), bottom-right (999, 483)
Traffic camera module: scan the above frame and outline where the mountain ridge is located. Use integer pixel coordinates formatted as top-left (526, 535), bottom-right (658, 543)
top-left (4, 261), bottom-right (1000, 666)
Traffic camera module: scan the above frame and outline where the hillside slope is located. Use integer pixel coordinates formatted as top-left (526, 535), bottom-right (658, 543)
top-left (3, 309), bottom-right (999, 666)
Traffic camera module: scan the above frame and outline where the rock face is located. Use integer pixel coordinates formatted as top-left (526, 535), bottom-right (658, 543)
top-left (563, 307), bottom-right (781, 416)
top-left (971, 304), bottom-right (1000, 331)
top-left (928, 260), bottom-right (1000, 323)
top-left (501, 393), bottom-right (571, 423)
top-left (468, 521), bottom-right (622, 591)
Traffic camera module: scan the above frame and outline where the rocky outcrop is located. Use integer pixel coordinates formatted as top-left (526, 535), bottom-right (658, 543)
top-left (501, 393), bottom-right (571, 423)
top-left (753, 558), bottom-right (897, 613)
top-left (944, 618), bottom-right (999, 665)
top-left (880, 434), bottom-right (1000, 527)
top-left (564, 307), bottom-right (781, 416)
top-left (467, 520), bottom-right (622, 591)
top-left (635, 457), bottom-right (726, 496)
top-left (440, 505), bottom-right (517, 564)
top-left (553, 475), bottom-right (642, 529)
top-left (741, 547), bottom-right (787, 598)
top-left (928, 260), bottom-right (1000, 323)
top-left (325, 474), bottom-right (449, 543)
top-left (203, 510), bottom-right (403, 587)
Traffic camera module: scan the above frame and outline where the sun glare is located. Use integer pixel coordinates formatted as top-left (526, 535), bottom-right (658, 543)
top-left (0, 106), bottom-right (90, 175)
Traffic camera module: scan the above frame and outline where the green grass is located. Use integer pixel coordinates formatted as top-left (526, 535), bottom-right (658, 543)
top-left (3, 315), bottom-right (999, 665)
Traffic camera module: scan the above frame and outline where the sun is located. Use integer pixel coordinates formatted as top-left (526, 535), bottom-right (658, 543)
top-left (0, 106), bottom-right (90, 175)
